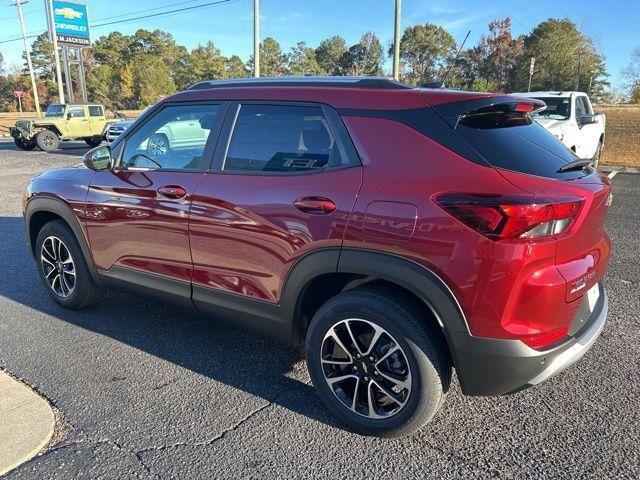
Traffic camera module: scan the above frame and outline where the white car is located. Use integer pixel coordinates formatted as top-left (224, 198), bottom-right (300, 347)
top-left (511, 91), bottom-right (605, 166)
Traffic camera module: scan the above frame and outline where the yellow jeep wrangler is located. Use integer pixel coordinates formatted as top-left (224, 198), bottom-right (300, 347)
top-left (11, 103), bottom-right (123, 152)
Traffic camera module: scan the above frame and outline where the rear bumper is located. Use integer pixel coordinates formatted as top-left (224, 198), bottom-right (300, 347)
top-left (452, 282), bottom-right (607, 396)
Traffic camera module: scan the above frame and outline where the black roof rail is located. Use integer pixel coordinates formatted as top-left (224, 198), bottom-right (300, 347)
top-left (187, 76), bottom-right (413, 91)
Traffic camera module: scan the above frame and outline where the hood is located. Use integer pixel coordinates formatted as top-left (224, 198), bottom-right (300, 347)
top-left (533, 117), bottom-right (567, 132)
top-left (38, 165), bottom-right (87, 179)
top-left (111, 120), bottom-right (134, 128)
top-left (15, 117), bottom-right (40, 124)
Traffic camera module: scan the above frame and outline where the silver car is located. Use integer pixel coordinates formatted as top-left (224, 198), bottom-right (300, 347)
top-left (105, 120), bottom-right (134, 143)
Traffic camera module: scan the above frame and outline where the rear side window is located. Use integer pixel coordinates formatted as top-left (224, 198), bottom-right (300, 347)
top-left (88, 106), bottom-right (103, 117)
top-left (222, 104), bottom-right (355, 173)
top-left (67, 106), bottom-right (85, 118)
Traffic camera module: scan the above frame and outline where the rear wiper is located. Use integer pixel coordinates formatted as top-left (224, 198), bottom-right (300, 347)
top-left (557, 158), bottom-right (592, 173)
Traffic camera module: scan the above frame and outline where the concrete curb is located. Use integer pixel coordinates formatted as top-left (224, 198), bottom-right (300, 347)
top-left (0, 370), bottom-right (55, 476)
top-left (600, 166), bottom-right (640, 174)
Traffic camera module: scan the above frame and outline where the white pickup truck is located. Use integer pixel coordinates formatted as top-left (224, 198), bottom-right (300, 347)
top-left (511, 91), bottom-right (605, 166)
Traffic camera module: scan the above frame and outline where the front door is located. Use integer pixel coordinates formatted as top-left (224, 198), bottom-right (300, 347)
top-left (574, 96), bottom-right (599, 158)
top-left (84, 102), bottom-right (225, 291)
top-left (189, 102), bottom-right (362, 304)
top-left (65, 105), bottom-right (88, 137)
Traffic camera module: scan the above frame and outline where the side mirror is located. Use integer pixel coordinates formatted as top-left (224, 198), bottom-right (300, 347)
top-left (66, 112), bottom-right (72, 120)
top-left (579, 114), bottom-right (598, 125)
top-left (83, 145), bottom-right (113, 171)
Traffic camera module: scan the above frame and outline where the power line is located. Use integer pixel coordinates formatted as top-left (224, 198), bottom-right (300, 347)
top-left (0, 0), bottom-right (237, 45)
top-left (91, 0), bottom-right (235, 28)
top-left (495, 2), bottom-right (543, 40)
top-left (0, 7), bottom-right (42, 22)
top-left (0, 33), bottom-right (38, 45)
top-left (91, 0), bottom-right (201, 23)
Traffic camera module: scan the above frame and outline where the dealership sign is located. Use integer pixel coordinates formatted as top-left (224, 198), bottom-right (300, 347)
top-left (48, 1), bottom-right (90, 47)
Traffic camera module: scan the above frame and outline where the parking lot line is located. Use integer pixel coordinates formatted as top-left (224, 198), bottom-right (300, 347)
top-left (607, 171), bottom-right (618, 179)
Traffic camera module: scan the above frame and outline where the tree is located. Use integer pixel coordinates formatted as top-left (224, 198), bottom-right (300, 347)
top-left (315, 36), bottom-right (347, 75)
top-left (24, 33), bottom-right (58, 105)
top-left (226, 55), bottom-right (249, 78)
top-left (288, 42), bottom-right (321, 76)
top-left (341, 32), bottom-right (384, 76)
top-left (128, 54), bottom-right (175, 109)
top-left (510, 19), bottom-right (608, 98)
top-left (247, 37), bottom-right (287, 76)
top-left (86, 64), bottom-right (118, 107)
top-left (622, 47), bottom-right (640, 103)
top-left (184, 41), bottom-right (227, 85)
top-left (394, 23), bottom-right (457, 84)
top-left (475, 18), bottom-right (523, 91)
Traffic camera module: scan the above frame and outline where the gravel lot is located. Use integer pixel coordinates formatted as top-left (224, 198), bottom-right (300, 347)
top-left (0, 139), bottom-right (638, 479)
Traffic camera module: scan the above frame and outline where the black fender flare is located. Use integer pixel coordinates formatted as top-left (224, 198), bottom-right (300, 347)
top-left (336, 249), bottom-right (469, 368)
top-left (24, 196), bottom-right (101, 285)
top-left (281, 247), bottom-right (468, 368)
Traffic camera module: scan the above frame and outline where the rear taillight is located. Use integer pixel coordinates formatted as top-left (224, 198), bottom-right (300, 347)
top-left (520, 325), bottom-right (570, 349)
top-left (434, 194), bottom-right (584, 241)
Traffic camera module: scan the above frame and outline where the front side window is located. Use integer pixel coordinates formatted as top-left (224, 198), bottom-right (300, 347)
top-left (120, 104), bottom-right (220, 171)
top-left (223, 104), bottom-right (347, 173)
top-left (45, 105), bottom-right (65, 117)
top-left (88, 106), bottom-right (103, 117)
top-left (67, 107), bottom-right (85, 118)
top-left (575, 96), bottom-right (588, 117)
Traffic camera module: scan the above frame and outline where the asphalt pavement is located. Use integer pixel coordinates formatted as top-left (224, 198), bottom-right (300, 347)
top-left (0, 139), bottom-right (638, 479)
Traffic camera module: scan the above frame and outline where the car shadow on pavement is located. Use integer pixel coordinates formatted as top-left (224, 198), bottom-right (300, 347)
top-left (0, 216), bottom-right (346, 432)
top-left (0, 141), bottom-right (91, 157)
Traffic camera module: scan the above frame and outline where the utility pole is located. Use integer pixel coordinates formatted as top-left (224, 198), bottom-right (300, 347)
top-left (575, 50), bottom-right (583, 91)
top-left (392, 0), bottom-right (401, 80)
top-left (14, 0), bottom-right (41, 116)
top-left (46, 0), bottom-right (65, 103)
top-left (253, 0), bottom-right (259, 77)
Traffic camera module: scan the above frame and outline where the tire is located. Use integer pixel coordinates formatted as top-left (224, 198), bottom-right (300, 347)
top-left (35, 220), bottom-right (104, 309)
top-left (147, 133), bottom-right (169, 157)
top-left (305, 286), bottom-right (451, 437)
top-left (35, 129), bottom-right (60, 152)
top-left (592, 141), bottom-right (603, 169)
top-left (13, 137), bottom-right (36, 151)
top-left (84, 137), bottom-right (103, 148)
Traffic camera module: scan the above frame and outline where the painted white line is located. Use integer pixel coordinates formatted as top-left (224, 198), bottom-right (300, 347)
top-left (608, 171), bottom-right (618, 179)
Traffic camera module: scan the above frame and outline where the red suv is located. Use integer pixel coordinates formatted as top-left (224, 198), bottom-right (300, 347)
top-left (24, 77), bottom-right (611, 437)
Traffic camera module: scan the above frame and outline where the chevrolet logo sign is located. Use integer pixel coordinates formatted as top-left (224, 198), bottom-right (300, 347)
top-left (55, 7), bottom-right (83, 20)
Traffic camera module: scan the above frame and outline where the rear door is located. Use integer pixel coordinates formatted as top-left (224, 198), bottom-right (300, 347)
top-left (87, 105), bottom-right (106, 136)
top-left (85, 102), bottom-right (227, 293)
top-left (188, 101), bottom-right (362, 305)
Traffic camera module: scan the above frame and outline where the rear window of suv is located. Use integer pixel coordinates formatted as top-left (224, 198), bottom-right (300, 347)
top-left (444, 101), bottom-right (586, 180)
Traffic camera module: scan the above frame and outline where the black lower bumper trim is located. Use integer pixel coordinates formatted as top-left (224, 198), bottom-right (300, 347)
top-left (452, 283), bottom-right (608, 396)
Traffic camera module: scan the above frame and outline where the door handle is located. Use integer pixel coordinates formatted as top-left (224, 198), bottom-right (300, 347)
top-left (294, 196), bottom-right (336, 214)
top-left (157, 185), bottom-right (187, 199)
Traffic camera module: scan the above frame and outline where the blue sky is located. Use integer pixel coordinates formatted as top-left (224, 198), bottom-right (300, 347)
top-left (0, 0), bottom-right (637, 89)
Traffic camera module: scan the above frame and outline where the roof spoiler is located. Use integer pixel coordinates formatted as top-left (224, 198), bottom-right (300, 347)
top-left (431, 96), bottom-right (547, 128)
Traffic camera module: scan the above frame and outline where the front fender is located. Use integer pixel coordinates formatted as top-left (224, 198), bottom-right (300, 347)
top-left (24, 194), bottom-right (101, 285)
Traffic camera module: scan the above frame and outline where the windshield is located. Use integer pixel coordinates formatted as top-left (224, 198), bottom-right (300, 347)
top-left (45, 105), bottom-right (65, 117)
top-left (533, 97), bottom-right (570, 120)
